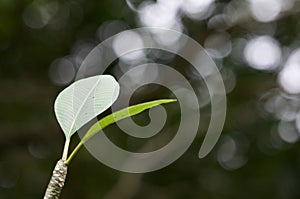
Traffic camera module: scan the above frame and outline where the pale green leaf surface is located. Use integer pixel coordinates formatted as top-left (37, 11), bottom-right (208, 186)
top-left (81, 99), bottom-right (177, 143)
top-left (54, 75), bottom-right (120, 139)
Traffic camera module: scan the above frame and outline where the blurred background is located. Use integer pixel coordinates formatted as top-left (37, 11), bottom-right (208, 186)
top-left (1, 0), bottom-right (300, 198)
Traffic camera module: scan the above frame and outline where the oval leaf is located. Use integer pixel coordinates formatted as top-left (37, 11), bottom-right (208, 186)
top-left (54, 75), bottom-right (120, 139)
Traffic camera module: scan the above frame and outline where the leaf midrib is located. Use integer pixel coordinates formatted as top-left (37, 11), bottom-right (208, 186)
top-left (67, 77), bottom-right (102, 138)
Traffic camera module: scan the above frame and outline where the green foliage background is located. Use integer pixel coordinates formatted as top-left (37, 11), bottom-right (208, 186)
top-left (1, 0), bottom-right (300, 198)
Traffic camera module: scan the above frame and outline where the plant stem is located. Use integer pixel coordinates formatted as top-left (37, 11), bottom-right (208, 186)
top-left (44, 139), bottom-right (70, 199)
top-left (43, 159), bottom-right (68, 199)
top-left (66, 141), bottom-right (83, 165)
top-left (62, 139), bottom-right (70, 161)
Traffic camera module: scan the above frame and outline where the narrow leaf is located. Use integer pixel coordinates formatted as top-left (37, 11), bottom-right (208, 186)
top-left (81, 99), bottom-right (177, 143)
top-left (54, 75), bottom-right (120, 139)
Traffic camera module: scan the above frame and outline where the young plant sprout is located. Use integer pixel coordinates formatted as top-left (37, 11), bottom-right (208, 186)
top-left (43, 75), bottom-right (176, 199)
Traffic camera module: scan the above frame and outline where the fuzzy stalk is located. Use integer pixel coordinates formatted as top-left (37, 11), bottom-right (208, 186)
top-left (43, 160), bottom-right (68, 199)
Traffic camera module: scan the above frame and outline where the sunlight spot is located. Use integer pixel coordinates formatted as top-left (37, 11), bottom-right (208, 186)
top-left (138, 2), bottom-right (179, 29)
top-left (112, 30), bottom-right (145, 63)
top-left (279, 49), bottom-right (300, 94)
top-left (248, 0), bottom-right (282, 22)
top-left (217, 136), bottom-right (247, 170)
top-left (205, 32), bottom-right (232, 59)
top-left (49, 58), bottom-right (76, 85)
top-left (244, 36), bottom-right (281, 70)
top-left (278, 121), bottom-right (299, 143)
top-left (181, 0), bottom-right (214, 20)
top-left (23, 1), bottom-right (59, 29)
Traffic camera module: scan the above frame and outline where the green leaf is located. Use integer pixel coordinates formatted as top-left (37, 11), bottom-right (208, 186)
top-left (81, 99), bottom-right (177, 144)
top-left (54, 75), bottom-right (120, 139)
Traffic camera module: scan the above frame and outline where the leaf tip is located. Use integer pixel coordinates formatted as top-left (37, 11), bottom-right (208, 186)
top-left (163, 99), bottom-right (177, 103)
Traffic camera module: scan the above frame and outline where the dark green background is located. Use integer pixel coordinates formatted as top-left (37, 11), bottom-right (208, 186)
top-left (1, 0), bottom-right (300, 198)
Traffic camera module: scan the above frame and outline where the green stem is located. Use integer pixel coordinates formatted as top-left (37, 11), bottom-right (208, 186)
top-left (66, 141), bottom-right (83, 165)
